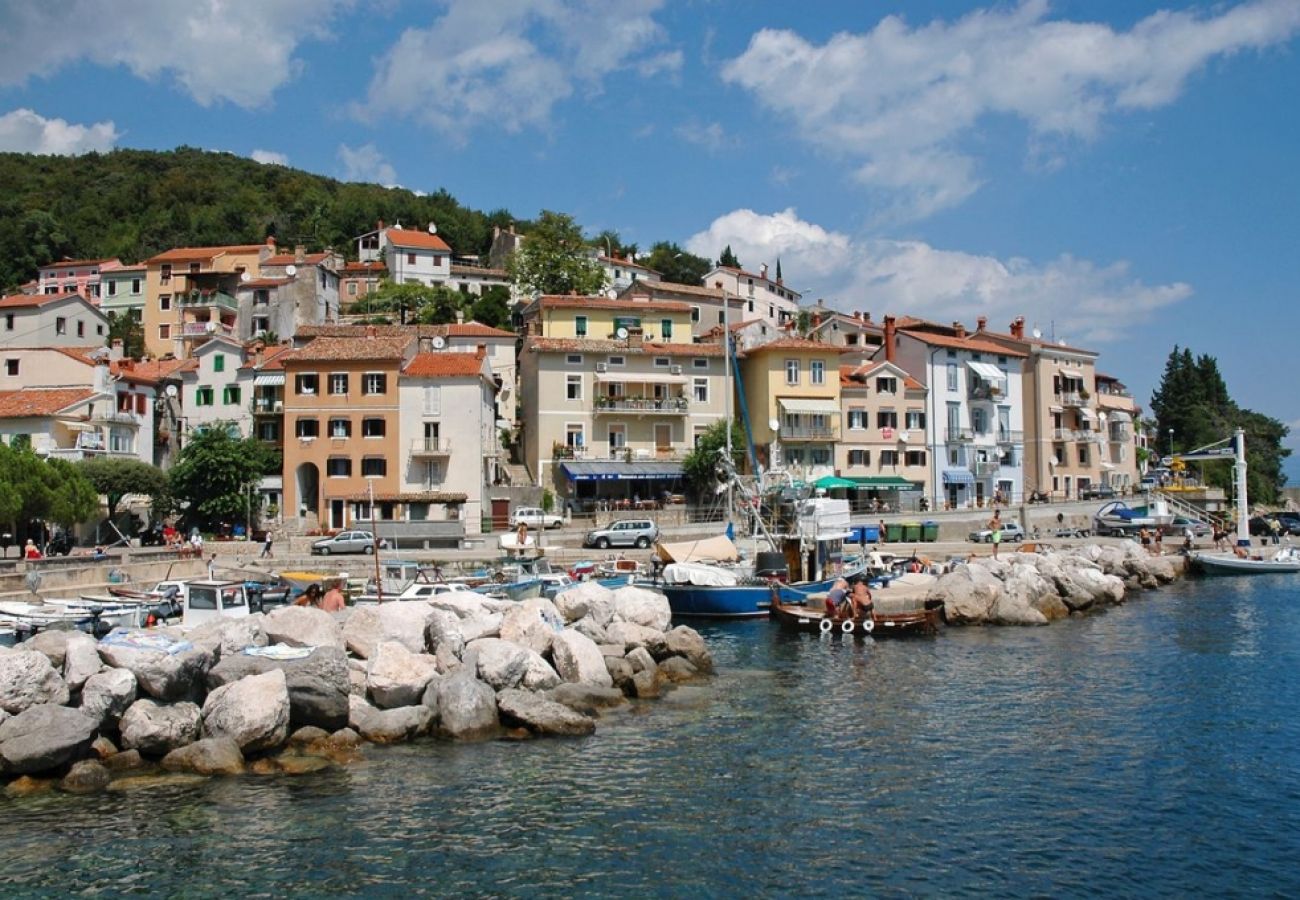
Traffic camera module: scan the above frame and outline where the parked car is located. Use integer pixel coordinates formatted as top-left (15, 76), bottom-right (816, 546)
top-left (1248, 516), bottom-right (1278, 537)
top-left (967, 521), bottom-right (1027, 543)
top-left (509, 507), bottom-right (564, 530)
top-left (1080, 484), bottom-right (1117, 501)
top-left (583, 519), bottom-right (659, 550)
top-left (311, 530), bottom-right (388, 555)
top-left (1170, 516), bottom-right (1212, 538)
top-left (1273, 512), bottom-right (1300, 535)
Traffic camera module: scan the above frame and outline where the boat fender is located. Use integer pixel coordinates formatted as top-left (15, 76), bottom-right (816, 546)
top-left (841, 619), bottom-right (855, 634)
top-left (862, 618), bottom-right (875, 634)
top-left (819, 618), bottom-right (833, 634)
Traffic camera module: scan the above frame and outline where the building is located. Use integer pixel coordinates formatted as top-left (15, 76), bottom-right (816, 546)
top-left (339, 261), bottom-right (387, 308)
top-left (382, 227), bottom-right (452, 286)
top-left (704, 264), bottom-right (801, 326)
top-left (179, 336), bottom-right (253, 438)
top-left (838, 360), bottom-right (930, 511)
top-left (806, 308), bottom-right (885, 352)
top-left (1094, 373), bottom-right (1142, 493)
top-left (448, 263), bottom-right (511, 297)
top-left (893, 316), bottom-right (1027, 509)
top-left (0, 292), bottom-right (109, 349)
top-left (593, 253), bottom-right (660, 292)
top-left (519, 337), bottom-right (728, 505)
top-left (519, 294), bottom-right (694, 344)
top-left (621, 280), bottom-right (749, 341)
top-left (99, 265), bottom-right (147, 322)
top-left (738, 337), bottom-right (842, 482)
top-left (37, 258), bottom-right (123, 302)
top-left (235, 247), bottom-right (342, 342)
top-left (245, 342), bottom-right (297, 517)
top-left (141, 242), bottom-right (268, 358)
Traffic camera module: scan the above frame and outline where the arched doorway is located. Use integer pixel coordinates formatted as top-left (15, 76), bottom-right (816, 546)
top-left (295, 462), bottom-right (320, 525)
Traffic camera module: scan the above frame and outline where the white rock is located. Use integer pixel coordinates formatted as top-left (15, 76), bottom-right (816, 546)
top-left (464, 638), bottom-right (531, 690)
top-left (611, 585), bottom-right (672, 632)
top-left (551, 630), bottom-right (614, 688)
top-left (63, 635), bottom-right (102, 691)
top-left (555, 581), bottom-right (615, 625)
top-left (0, 650), bottom-right (70, 714)
top-left (366, 641), bottom-right (439, 709)
top-left (424, 609), bottom-right (465, 657)
top-left (201, 669), bottom-right (291, 753)
top-left (459, 613), bottom-right (503, 643)
top-left (499, 597), bottom-right (566, 656)
top-left (119, 699), bottom-right (202, 755)
top-left (262, 606), bottom-right (344, 650)
top-left (80, 668), bottom-right (137, 727)
top-left (520, 650), bottom-right (562, 691)
top-left (605, 621), bottom-right (665, 651)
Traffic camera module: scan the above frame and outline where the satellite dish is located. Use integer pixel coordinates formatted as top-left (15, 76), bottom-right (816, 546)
top-left (165, 384), bottom-right (178, 398)
top-left (431, 335), bottom-right (447, 350)
top-left (606, 289), bottom-right (618, 300)
top-left (616, 327), bottom-right (629, 340)
top-left (1032, 327), bottom-right (1042, 339)
top-left (205, 321), bottom-right (217, 333)
top-left (285, 264), bottom-right (297, 276)
top-left (768, 418), bottom-right (780, 432)
top-left (428, 222), bottom-right (437, 234)
top-left (240, 271), bottom-right (252, 282)
top-left (898, 431), bottom-right (909, 443)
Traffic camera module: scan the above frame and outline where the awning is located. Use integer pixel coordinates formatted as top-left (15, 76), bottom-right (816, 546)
top-left (593, 372), bottom-right (687, 384)
top-left (813, 475), bottom-right (856, 490)
top-left (253, 373), bottom-right (285, 386)
top-left (942, 468), bottom-right (975, 485)
top-left (967, 361), bottom-right (1006, 381)
top-left (845, 475), bottom-right (915, 489)
top-left (656, 536), bottom-right (740, 565)
top-left (778, 398), bottom-right (840, 414)
top-left (1059, 367), bottom-right (1083, 379)
top-left (1108, 410), bottom-right (1132, 422)
top-left (1049, 405), bottom-right (1063, 413)
top-left (561, 460), bottom-right (685, 482)
top-left (1077, 408), bottom-right (1095, 421)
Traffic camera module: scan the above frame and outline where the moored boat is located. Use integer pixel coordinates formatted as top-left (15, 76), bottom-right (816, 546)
top-left (1191, 546), bottom-right (1300, 575)
top-left (768, 586), bottom-right (941, 637)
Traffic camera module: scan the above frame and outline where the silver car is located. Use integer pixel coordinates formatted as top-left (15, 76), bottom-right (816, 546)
top-left (311, 530), bottom-right (388, 555)
top-left (583, 519), bottom-right (659, 549)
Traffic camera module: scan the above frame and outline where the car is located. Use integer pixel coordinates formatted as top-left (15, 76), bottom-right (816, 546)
top-left (509, 507), bottom-right (564, 530)
top-left (1248, 516), bottom-right (1279, 537)
top-left (1274, 512), bottom-right (1300, 536)
top-left (1170, 516), bottom-right (1212, 538)
top-left (967, 521), bottom-right (1026, 543)
top-left (311, 530), bottom-right (388, 555)
top-left (583, 519), bottom-right (659, 550)
top-left (1081, 484), bottom-right (1117, 501)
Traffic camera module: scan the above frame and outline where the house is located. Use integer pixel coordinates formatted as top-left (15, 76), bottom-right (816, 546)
top-left (738, 337), bottom-right (842, 482)
top-left (892, 316), bottom-right (1027, 509)
top-left (1094, 373), bottom-right (1142, 493)
top-left (236, 246), bottom-right (342, 341)
top-left (701, 318), bottom-right (779, 353)
top-left (179, 336), bottom-right (253, 439)
top-left (519, 295), bottom-right (693, 344)
top-left (245, 342), bottom-right (296, 517)
top-left (593, 253), bottom-right (660, 292)
top-left (0, 292), bottom-right (109, 349)
top-left (620, 280), bottom-right (746, 341)
top-left (703, 264), bottom-right (801, 326)
top-left (142, 242), bottom-right (269, 358)
top-left (339, 261), bottom-right (387, 308)
top-left (806, 308), bottom-right (884, 353)
top-left (519, 337), bottom-right (728, 505)
top-left (838, 360), bottom-right (930, 511)
top-left (99, 265), bottom-right (148, 322)
top-left (37, 258), bottom-right (123, 303)
top-left (382, 227), bottom-right (452, 286)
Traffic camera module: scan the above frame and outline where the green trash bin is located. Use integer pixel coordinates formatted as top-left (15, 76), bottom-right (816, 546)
top-left (922, 521), bottom-right (939, 542)
top-left (902, 521), bottom-right (922, 542)
top-left (885, 522), bottom-right (904, 543)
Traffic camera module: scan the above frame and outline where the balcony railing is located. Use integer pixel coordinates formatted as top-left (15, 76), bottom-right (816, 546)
top-left (410, 438), bottom-right (451, 456)
top-left (1109, 428), bottom-right (1132, 442)
top-left (250, 398), bottom-right (283, 415)
top-left (90, 409), bottom-right (140, 427)
top-left (179, 290), bottom-right (238, 311)
top-left (969, 380), bottom-right (1006, 401)
top-left (779, 425), bottom-right (837, 441)
top-left (972, 461), bottom-right (1001, 477)
top-left (1058, 391), bottom-right (1087, 407)
top-left (181, 321), bottom-right (235, 338)
top-left (996, 430), bottom-right (1023, 444)
top-left (47, 446), bottom-right (136, 461)
top-left (552, 443), bottom-right (685, 461)
top-left (945, 427), bottom-right (974, 443)
top-left (593, 397), bottom-right (690, 415)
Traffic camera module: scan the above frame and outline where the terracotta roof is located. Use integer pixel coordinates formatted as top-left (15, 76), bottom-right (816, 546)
top-left (112, 357), bottom-right (194, 385)
top-left (0, 388), bottom-right (95, 417)
top-left (743, 337), bottom-right (835, 353)
top-left (532, 295), bottom-right (691, 313)
top-left (710, 265), bottom-right (797, 290)
top-left (385, 228), bottom-right (451, 252)
top-left (341, 261), bottom-right (387, 275)
top-left (450, 264), bottom-right (508, 278)
top-left (262, 253), bottom-right (331, 267)
top-left (295, 322), bottom-right (515, 340)
top-left (50, 346), bottom-right (97, 365)
top-left (239, 278), bottom-right (292, 289)
top-left (286, 336), bottom-right (411, 363)
top-left (703, 319), bottom-right (767, 338)
top-left (103, 264), bottom-right (146, 274)
top-left (0, 291), bottom-right (82, 309)
top-left (403, 352), bottom-right (488, 378)
top-left (597, 255), bottom-right (659, 274)
top-left (839, 363), bottom-right (924, 391)
top-left (625, 280), bottom-right (735, 301)
top-left (145, 244), bottom-right (267, 265)
top-left (252, 345), bottom-right (296, 371)
top-left (43, 258), bottom-right (119, 269)
top-left (337, 491), bottom-right (467, 503)
top-left (526, 337), bottom-right (724, 357)
top-left (895, 321), bottom-right (1029, 357)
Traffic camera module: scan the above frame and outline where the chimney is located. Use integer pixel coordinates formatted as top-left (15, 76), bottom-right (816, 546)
top-left (759, 263), bottom-right (768, 280)
top-left (455, 309), bottom-right (465, 324)
top-left (109, 339), bottom-right (124, 361)
top-left (628, 330), bottom-right (644, 350)
top-left (884, 315), bottom-right (896, 363)
top-left (953, 321), bottom-right (966, 338)
top-left (252, 340), bottom-right (265, 367)
top-left (476, 344), bottom-right (486, 359)
top-left (377, 219), bottom-right (385, 232)
top-left (852, 310), bottom-right (861, 320)
top-left (294, 245), bottom-right (306, 264)
top-left (864, 312), bottom-right (872, 322)
top-left (266, 235), bottom-right (276, 249)
top-left (1010, 316), bottom-right (1025, 340)
top-left (976, 315), bottom-right (987, 332)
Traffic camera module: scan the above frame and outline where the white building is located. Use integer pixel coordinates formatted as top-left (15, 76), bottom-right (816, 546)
top-left (0, 292), bottom-right (110, 349)
top-left (179, 336), bottom-right (253, 438)
top-left (703, 264), bottom-right (801, 326)
top-left (384, 227), bottom-right (452, 286)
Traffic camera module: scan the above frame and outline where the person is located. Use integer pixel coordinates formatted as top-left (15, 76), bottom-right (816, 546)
top-left (1153, 527), bottom-right (1164, 556)
top-left (23, 539), bottom-right (41, 560)
top-left (261, 531), bottom-right (273, 558)
top-left (1139, 527), bottom-right (1151, 553)
top-left (515, 520), bottom-right (529, 554)
top-left (878, 520), bottom-right (887, 544)
top-left (1270, 518), bottom-right (1282, 545)
top-left (92, 545), bottom-right (107, 561)
top-left (294, 583), bottom-right (323, 608)
top-left (207, 553), bottom-right (218, 580)
top-left (988, 511), bottom-right (1003, 559)
top-left (320, 579), bottom-right (346, 613)
top-left (850, 579), bottom-right (874, 619)
top-left (190, 530), bottom-right (203, 557)
top-left (1182, 529), bottom-right (1194, 556)
top-left (825, 577), bottom-right (849, 619)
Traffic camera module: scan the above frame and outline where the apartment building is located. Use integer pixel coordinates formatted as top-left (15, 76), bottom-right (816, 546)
top-left (806, 308), bottom-right (885, 353)
top-left (738, 337), bottom-right (842, 482)
top-left (0, 292), bottom-right (109, 349)
top-left (594, 253), bottom-right (660, 293)
top-left (838, 360), bottom-right (930, 509)
top-left (339, 261), bottom-right (386, 308)
top-left (236, 247), bottom-right (342, 342)
top-left (141, 242), bottom-right (268, 358)
top-left (382, 227), bottom-right (452, 286)
top-left (621, 279), bottom-right (755, 340)
top-left (179, 336), bottom-right (252, 438)
top-left (37, 258), bottom-right (123, 302)
top-left (1094, 373), bottom-right (1142, 492)
top-left (704, 264), bottom-right (801, 327)
top-left (99, 265), bottom-right (147, 321)
top-left (519, 294), bottom-right (694, 344)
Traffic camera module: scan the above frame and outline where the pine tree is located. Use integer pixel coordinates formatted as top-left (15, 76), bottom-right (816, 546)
top-left (718, 245), bottom-right (740, 269)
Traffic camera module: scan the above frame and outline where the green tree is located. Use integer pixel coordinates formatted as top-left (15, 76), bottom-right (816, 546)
top-left (470, 286), bottom-right (513, 330)
top-left (641, 241), bottom-right (711, 286)
top-left (106, 313), bottom-right (145, 358)
top-left (681, 420), bottom-right (746, 501)
top-left (44, 458), bottom-right (99, 529)
top-left (0, 443), bottom-right (97, 534)
top-left (718, 245), bottom-right (740, 269)
top-left (169, 425), bottom-right (276, 530)
top-left (508, 210), bottom-right (604, 296)
top-left (79, 456), bottom-right (170, 520)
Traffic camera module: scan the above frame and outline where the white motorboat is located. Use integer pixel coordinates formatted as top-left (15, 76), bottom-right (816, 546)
top-left (0, 600), bottom-right (139, 631)
top-left (1191, 546), bottom-right (1300, 575)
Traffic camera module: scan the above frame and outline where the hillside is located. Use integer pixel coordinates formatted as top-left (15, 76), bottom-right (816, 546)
top-left (0, 147), bottom-right (517, 290)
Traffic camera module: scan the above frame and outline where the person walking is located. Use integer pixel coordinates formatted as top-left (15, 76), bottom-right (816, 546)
top-left (260, 531), bottom-right (273, 558)
top-left (988, 511), bottom-right (1003, 559)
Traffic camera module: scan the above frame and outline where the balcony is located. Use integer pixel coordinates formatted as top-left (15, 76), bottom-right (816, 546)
top-left (945, 427), bottom-right (975, 443)
top-left (180, 321), bottom-right (235, 338)
top-left (250, 397), bottom-right (284, 415)
top-left (47, 446), bottom-right (136, 461)
top-left (779, 424), bottom-right (837, 441)
top-left (1058, 391), bottom-right (1087, 408)
top-left (179, 290), bottom-right (238, 311)
top-left (969, 379), bottom-right (1006, 402)
top-left (552, 443), bottom-right (685, 461)
top-left (1109, 427), bottom-right (1132, 443)
top-left (996, 430), bottom-right (1023, 444)
top-left (593, 396), bottom-right (690, 415)
top-left (90, 409), bottom-right (140, 427)
top-left (410, 438), bottom-right (451, 457)
top-left (972, 460), bottom-right (1001, 477)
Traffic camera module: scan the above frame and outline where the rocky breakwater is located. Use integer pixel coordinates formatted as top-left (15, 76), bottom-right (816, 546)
top-left (929, 542), bottom-right (1186, 626)
top-left (0, 582), bottom-right (712, 796)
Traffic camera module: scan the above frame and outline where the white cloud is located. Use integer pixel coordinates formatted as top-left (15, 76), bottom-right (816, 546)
top-left (686, 208), bottom-right (1192, 343)
top-left (358, 0), bottom-right (678, 135)
top-left (675, 121), bottom-right (730, 153)
top-left (338, 143), bottom-right (397, 185)
top-left (723, 0), bottom-right (1300, 221)
top-left (251, 149), bottom-right (289, 166)
top-left (0, 0), bottom-right (351, 108)
top-left (0, 108), bottom-right (118, 154)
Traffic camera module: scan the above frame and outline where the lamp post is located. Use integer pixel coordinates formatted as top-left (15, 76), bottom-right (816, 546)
top-left (1167, 428), bottom-right (1175, 459)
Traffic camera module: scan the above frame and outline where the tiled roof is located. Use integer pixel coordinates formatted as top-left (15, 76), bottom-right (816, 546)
top-left (340, 261), bottom-right (387, 274)
top-left (0, 388), bottom-right (95, 417)
top-left (239, 278), bottom-right (292, 289)
top-left (0, 291), bottom-right (82, 309)
top-left (743, 337), bottom-right (834, 353)
top-left (385, 228), bottom-right (451, 252)
top-left (597, 255), bottom-right (659, 274)
top-left (450, 264), bottom-right (508, 278)
top-left (103, 264), bottom-right (146, 274)
top-left (526, 337), bottom-right (724, 357)
top-left (252, 344), bottom-right (296, 371)
top-left (112, 358), bottom-right (194, 384)
top-left (42, 258), bottom-right (119, 269)
top-left (896, 321), bottom-right (1029, 357)
top-left (286, 336), bottom-right (411, 363)
top-left (403, 352), bottom-right (488, 378)
top-left (262, 253), bottom-right (331, 266)
top-left (533, 295), bottom-right (692, 312)
top-left (295, 322), bottom-right (515, 339)
top-left (624, 280), bottom-right (735, 301)
top-left (839, 363), bottom-right (924, 391)
top-left (145, 244), bottom-right (267, 264)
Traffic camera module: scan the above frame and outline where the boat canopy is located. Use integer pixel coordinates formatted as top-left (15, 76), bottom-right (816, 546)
top-left (661, 562), bottom-right (741, 586)
top-left (655, 535), bottom-right (740, 564)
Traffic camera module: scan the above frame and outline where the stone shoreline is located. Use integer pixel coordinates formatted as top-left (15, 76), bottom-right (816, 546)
top-left (0, 581), bottom-right (712, 796)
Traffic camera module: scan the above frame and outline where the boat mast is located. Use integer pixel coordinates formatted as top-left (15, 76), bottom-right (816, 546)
top-left (1234, 427), bottom-right (1248, 548)
top-left (370, 479), bottom-right (383, 602)
top-left (724, 292), bottom-right (733, 520)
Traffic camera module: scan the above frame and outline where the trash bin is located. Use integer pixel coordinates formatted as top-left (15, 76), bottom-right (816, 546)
top-left (862, 525), bottom-right (881, 543)
top-left (885, 522), bottom-right (903, 543)
top-left (902, 521), bottom-right (922, 542)
top-left (922, 521), bottom-right (939, 542)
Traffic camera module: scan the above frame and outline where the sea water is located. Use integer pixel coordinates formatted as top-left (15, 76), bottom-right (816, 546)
top-left (2, 575), bottom-right (1299, 897)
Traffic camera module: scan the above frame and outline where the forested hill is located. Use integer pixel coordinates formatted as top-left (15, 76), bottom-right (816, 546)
top-left (0, 147), bottom-right (516, 290)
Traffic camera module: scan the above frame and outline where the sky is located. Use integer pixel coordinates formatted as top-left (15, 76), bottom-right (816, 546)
top-left (1, 0), bottom-right (1297, 478)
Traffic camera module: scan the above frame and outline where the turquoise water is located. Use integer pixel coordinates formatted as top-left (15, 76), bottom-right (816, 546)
top-left (3, 576), bottom-right (1299, 897)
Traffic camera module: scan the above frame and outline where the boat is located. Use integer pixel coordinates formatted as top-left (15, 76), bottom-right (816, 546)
top-left (1191, 546), bottom-right (1300, 575)
top-left (1093, 499), bottom-right (1174, 536)
top-left (0, 600), bottom-right (137, 633)
top-left (768, 586), bottom-right (941, 637)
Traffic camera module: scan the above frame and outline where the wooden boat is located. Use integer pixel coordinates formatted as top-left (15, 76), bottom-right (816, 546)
top-left (768, 586), bottom-right (941, 637)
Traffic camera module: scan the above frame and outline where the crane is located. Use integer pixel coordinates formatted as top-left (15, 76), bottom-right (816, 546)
top-left (1169, 428), bottom-right (1249, 547)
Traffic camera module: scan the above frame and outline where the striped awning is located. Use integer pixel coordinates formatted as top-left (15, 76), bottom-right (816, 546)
top-left (253, 373), bottom-right (285, 386)
top-left (967, 361), bottom-right (1005, 381)
top-left (778, 398), bottom-right (840, 414)
top-left (942, 468), bottom-right (975, 485)
top-left (1108, 410), bottom-right (1132, 422)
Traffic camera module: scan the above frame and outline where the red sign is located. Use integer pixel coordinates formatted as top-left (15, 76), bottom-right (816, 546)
top-left (881, 427), bottom-right (894, 440)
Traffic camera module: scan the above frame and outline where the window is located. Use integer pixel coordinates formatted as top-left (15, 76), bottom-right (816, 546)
top-left (877, 410), bottom-right (898, 429)
top-left (1078, 446), bottom-right (1090, 465)
top-left (131, 278), bottom-right (141, 294)
top-left (717, 311), bottom-right (726, 326)
top-left (4, 359), bottom-right (17, 376)
top-left (347, 282), bottom-right (358, 296)
top-left (159, 324), bottom-right (171, 340)
top-left (253, 317), bottom-right (269, 334)
top-left (329, 373), bottom-right (348, 395)
top-left (848, 409), bottom-right (866, 430)
top-left (691, 306), bottom-right (700, 323)
top-left (905, 410), bottom-right (926, 430)
top-left (222, 386), bottom-right (241, 405)
top-left (880, 449), bottom-right (899, 466)
top-left (661, 318), bottom-right (673, 339)
top-left (363, 373), bottom-right (386, 395)
top-left (565, 424), bottom-right (584, 448)
top-left (407, 253), bottom-right (416, 265)
top-left (875, 376), bottom-right (897, 394)
top-left (972, 407), bottom-right (987, 434)
top-left (330, 418), bottom-right (351, 438)
top-left (566, 354), bottom-right (582, 365)
top-left (72, 319), bottom-right (82, 337)
top-left (651, 357), bottom-right (669, 369)
top-left (362, 457), bottom-right (387, 478)
top-left (811, 360), bottom-right (825, 385)
top-left (3, 314), bottom-right (11, 330)
top-left (362, 418), bottom-right (386, 438)
top-left (253, 290), bottom-right (269, 306)
top-left (326, 457), bottom-right (351, 478)
top-left (785, 359), bottom-right (800, 385)
top-left (160, 295), bottom-right (171, 311)
top-left (846, 334), bottom-right (858, 346)
top-left (296, 418), bottom-right (319, 439)
top-left (946, 363), bottom-right (958, 392)
top-left (423, 386), bottom-right (441, 415)
top-left (848, 449), bottom-right (869, 466)
top-left (106, 280), bottom-right (118, 298)
top-left (607, 356), bottom-right (626, 368)
top-left (575, 316), bottom-right (587, 337)
top-left (189, 262), bottom-right (200, 274)
top-left (195, 387), bottom-right (214, 407)
top-left (213, 354), bottom-right (225, 373)
top-left (295, 373), bottom-right (318, 395)
top-left (56, 317), bottom-right (67, 334)
top-left (96, 325), bottom-right (103, 336)
top-left (408, 502), bottom-right (429, 521)
top-left (160, 264), bottom-right (172, 283)
top-left (693, 378), bottom-right (708, 403)
top-left (693, 358), bottom-right (708, 369)
top-left (566, 375), bottom-right (582, 401)
top-left (257, 421), bottom-right (279, 442)
top-left (905, 450), bottom-right (927, 466)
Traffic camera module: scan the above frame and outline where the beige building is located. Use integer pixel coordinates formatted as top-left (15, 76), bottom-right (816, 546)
top-left (0, 292), bottom-right (109, 349)
top-left (621, 280), bottom-right (747, 341)
top-left (141, 242), bottom-right (268, 358)
top-left (738, 337), bottom-right (842, 481)
top-left (520, 294), bottom-right (694, 344)
top-left (837, 360), bottom-right (930, 511)
top-left (1095, 373), bottom-right (1142, 492)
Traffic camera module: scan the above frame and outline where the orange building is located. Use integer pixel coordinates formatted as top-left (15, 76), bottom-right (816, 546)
top-left (141, 242), bottom-right (269, 358)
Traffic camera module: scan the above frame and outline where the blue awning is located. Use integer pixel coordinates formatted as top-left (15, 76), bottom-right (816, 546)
top-left (561, 461), bottom-right (685, 482)
top-left (942, 468), bottom-right (974, 485)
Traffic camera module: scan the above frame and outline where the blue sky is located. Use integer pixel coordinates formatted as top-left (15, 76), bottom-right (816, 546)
top-left (1, 0), bottom-right (1297, 477)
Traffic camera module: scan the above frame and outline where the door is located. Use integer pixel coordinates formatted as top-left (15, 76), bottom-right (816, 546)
top-left (330, 500), bottom-right (345, 530)
top-left (608, 424), bottom-right (626, 454)
top-left (491, 498), bottom-right (510, 531)
top-left (424, 421), bottom-right (441, 452)
top-left (654, 423), bottom-right (672, 454)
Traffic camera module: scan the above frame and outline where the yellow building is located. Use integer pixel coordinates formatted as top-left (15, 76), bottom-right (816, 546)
top-left (739, 337), bottom-right (842, 480)
top-left (141, 242), bottom-right (268, 358)
top-left (520, 295), bottom-right (694, 343)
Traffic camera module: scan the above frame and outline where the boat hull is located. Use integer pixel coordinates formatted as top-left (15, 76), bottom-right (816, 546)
top-left (1191, 551), bottom-right (1300, 575)
top-left (646, 576), bottom-right (843, 619)
top-left (769, 594), bottom-right (941, 637)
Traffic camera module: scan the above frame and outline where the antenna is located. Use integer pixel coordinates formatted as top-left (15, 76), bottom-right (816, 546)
top-left (431, 335), bottom-right (446, 350)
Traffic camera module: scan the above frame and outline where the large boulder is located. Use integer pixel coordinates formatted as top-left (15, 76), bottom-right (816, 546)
top-left (343, 602), bottom-right (436, 659)
top-left (662, 626), bottom-right (713, 672)
top-left (930, 565), bottom-right (1003, 625)
top-left (465, 638), bottom-right (531, 690)
top-left (19, 630), bottom-right (71, 668)
top-left (0, 650), bottom-right (70, 713)
top-left (551, 630), bottom-right (614, 688)
top-left (366, 642), bottom-right (439, 709)
top-left (207, 646), bottom-right (350, 732)
top-left (161, 737), bottom-right (245, 776)
top-left (555, 582), bottom-right (615, 626)
top-left (657, 656), bottom-right (700, 683)
top-left (186, 615), bottom-right (268, 659)
top-left (63, 635), bottom-right (102, 691)
top-left (549, 683), bottom-right (627, 715)
top-left (496, 689), bottom-right (596, 736)
top-left (520, 651), bottom-right (562, 691)
top-left (119, 699), bottom-right (202, 755)
top-left (202, 669), bottom-right (291, 753)
top-left (0, 704), bottom-right (98, 775)
top-left (571, 616), bottom-right (608, 644)
top-left (347, 695), bottom-right (433, 744)
top-left (610, 585), bottom-right (672, 632)
top-left (499, 597), bottom-right (566, 656)
top-left (97, 641), bottom-right (212, 702)
top-left (458, 613), bottom-right (503, 644)
top-left (435, 658), bottom-right (499, 740)
top-left (1144, 554), bottom-right (1184, 584)
top-left (604, 621), bottom-right (667, 654)
top-left (424, 609), bottom-right (465, 658)
top-left (427, 594), bottom-right (499, 620)
top-left (59, 759), bottom-right (111, 794)
top-left (262, 606), bottom-right (344, 650)
top-left (993, 563), bottom-right (1056, 625)
top-left (79, 668), bottom-right (138, 727)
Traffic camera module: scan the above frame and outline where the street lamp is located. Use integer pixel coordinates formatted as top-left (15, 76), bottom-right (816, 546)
top-left (1167, 428), bottom-right (1175, 458)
